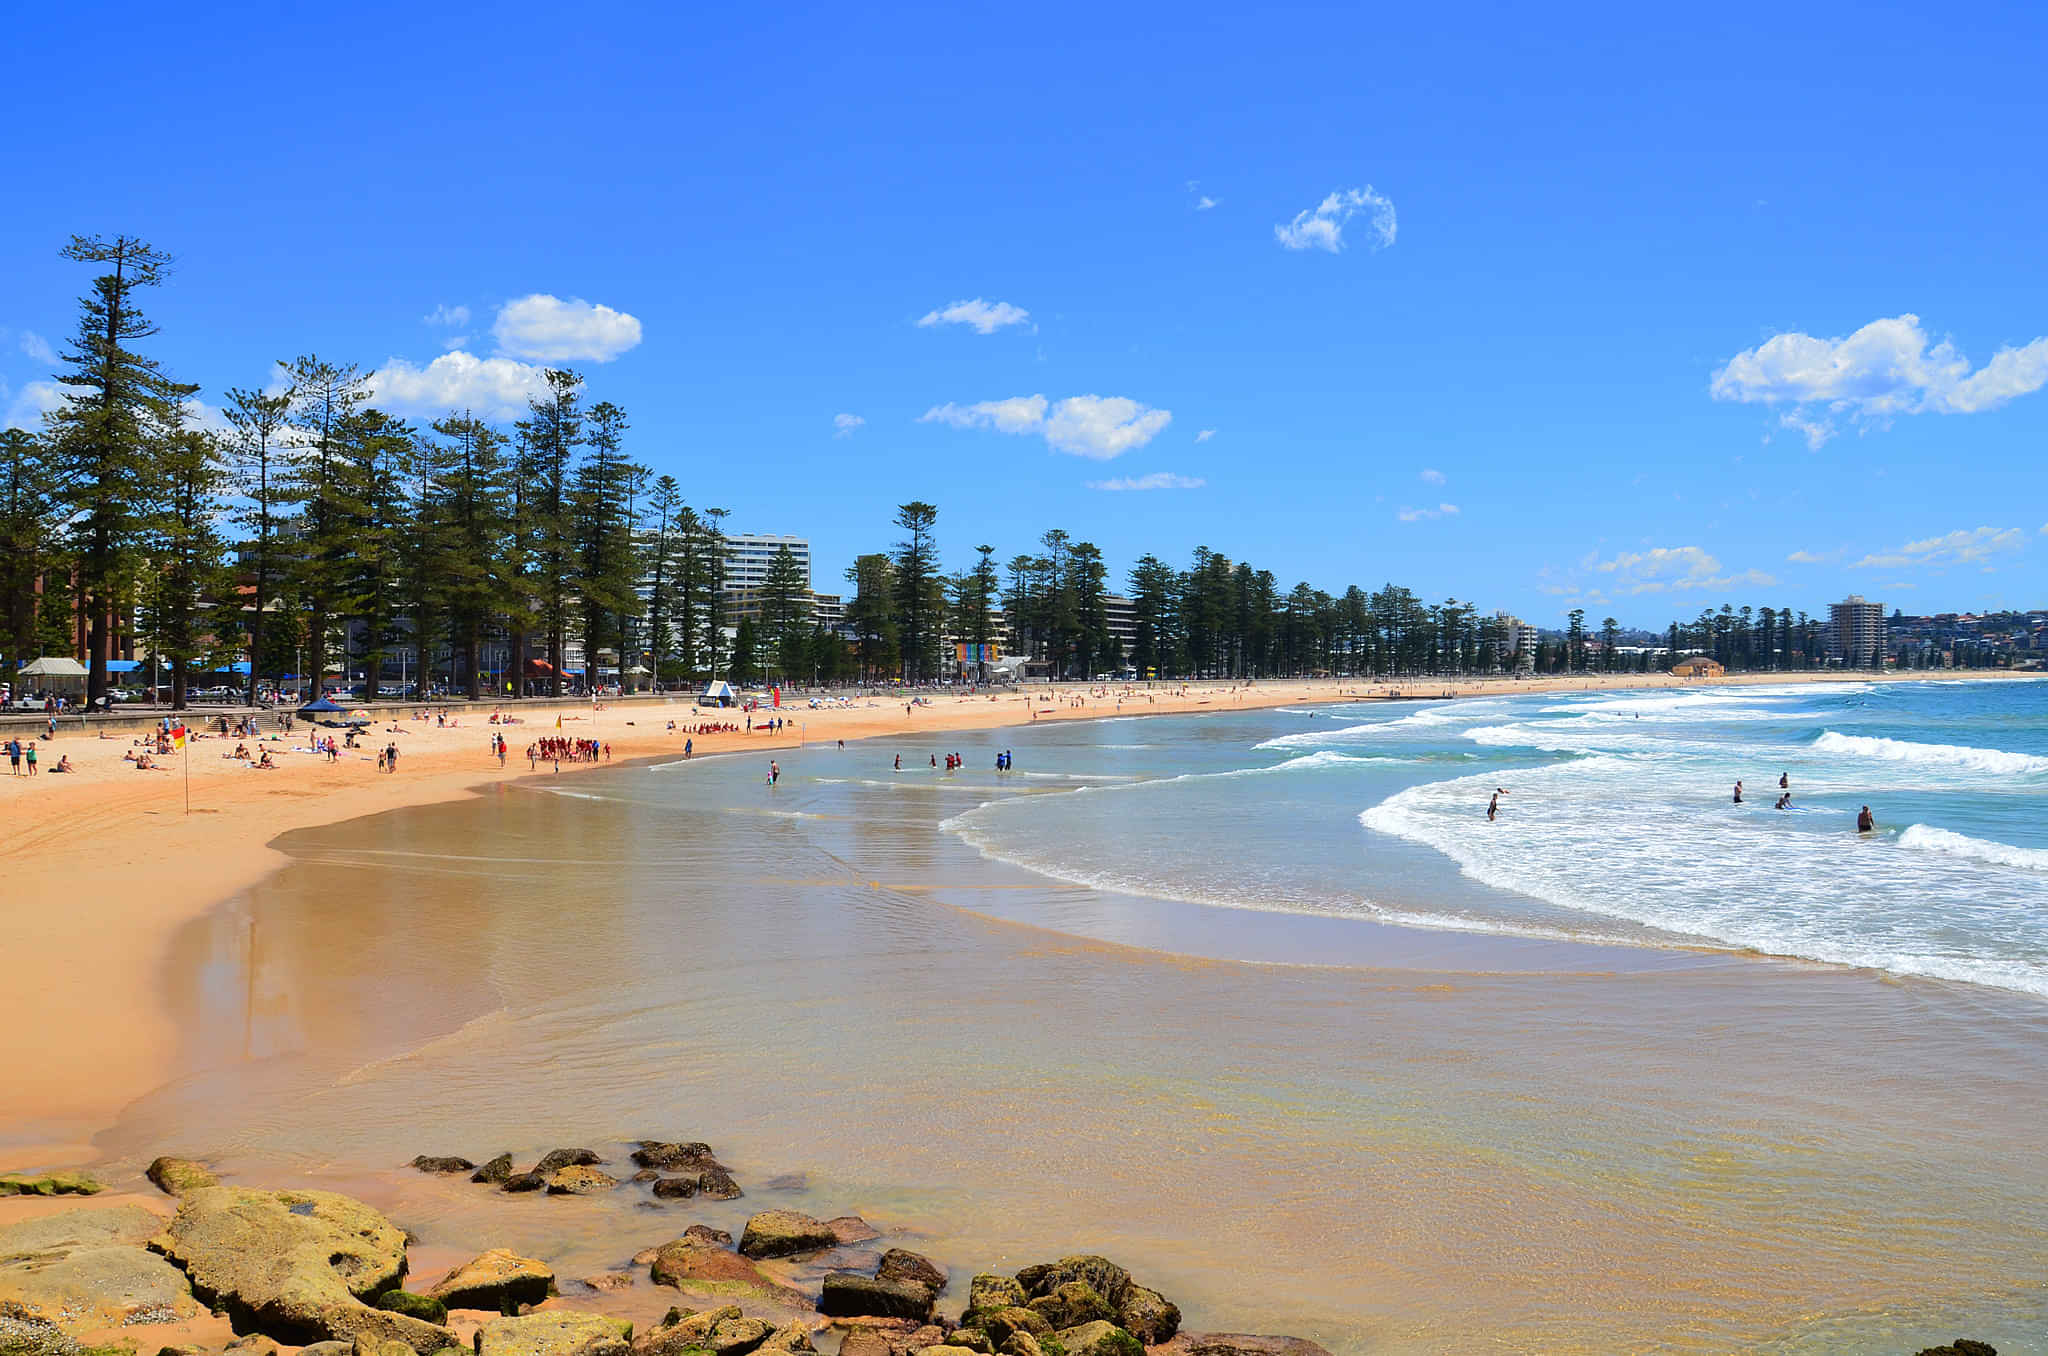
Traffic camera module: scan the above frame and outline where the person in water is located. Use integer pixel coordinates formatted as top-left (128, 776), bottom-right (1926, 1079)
top-left (1486, 792), bottom-right (1499, 822)
top-left (1733, 780), bottom-right (1744, 804)
top-left (1780, 772), bottom-right (1790, 790)
top-left (893, 753), bottom-right (901, 770)
top-left (1775, 793), bottom-right (1790, 810)
top-left (768, 760), bottom-right (780, 785)
top-left (1857, 805), bottom-right (1875, 833)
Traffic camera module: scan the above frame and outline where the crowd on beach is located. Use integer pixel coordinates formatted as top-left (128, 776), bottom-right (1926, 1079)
top-left (528, 736), bottom-right (610, 769)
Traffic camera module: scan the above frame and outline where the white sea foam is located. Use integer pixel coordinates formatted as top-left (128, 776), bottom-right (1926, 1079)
top-left (1899, 824), bottom-right (2048, 872)
top-left (1814, 730), bottom-right (2048, 776)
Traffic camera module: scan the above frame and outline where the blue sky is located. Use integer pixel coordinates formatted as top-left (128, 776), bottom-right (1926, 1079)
top-left (3, 3), bottom-right (2045, 626)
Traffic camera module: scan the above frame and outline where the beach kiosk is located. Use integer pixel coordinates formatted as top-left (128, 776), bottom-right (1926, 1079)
top-left (699, 679), bottom-right (737, 708)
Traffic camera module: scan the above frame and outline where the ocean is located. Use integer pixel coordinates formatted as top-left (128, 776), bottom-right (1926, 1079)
top-left (116, 677), bottom-right (2048, 1353)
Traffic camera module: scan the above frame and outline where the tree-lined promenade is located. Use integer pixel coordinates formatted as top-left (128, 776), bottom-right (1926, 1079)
top-left (3, 236), bottom-right (1996, 712)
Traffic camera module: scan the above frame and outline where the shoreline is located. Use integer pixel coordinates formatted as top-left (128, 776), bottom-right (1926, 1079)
top-left (0, 668), bottom-right (2024, 1165)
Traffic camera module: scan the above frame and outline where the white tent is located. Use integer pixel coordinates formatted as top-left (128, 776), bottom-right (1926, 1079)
top-left (19, 657), bottom-right (89, 678)
top-left (699, 679), bottom-right (737, 707)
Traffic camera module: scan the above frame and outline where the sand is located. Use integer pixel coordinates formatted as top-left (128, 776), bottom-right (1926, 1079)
top-left (0, 667), bottom-right (2014, 1165)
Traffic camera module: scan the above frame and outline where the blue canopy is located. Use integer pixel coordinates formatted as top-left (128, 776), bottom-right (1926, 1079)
top-left (298, 697), bottom-right (345, 713)
top-left (106, 660), bottom-right (141, 673)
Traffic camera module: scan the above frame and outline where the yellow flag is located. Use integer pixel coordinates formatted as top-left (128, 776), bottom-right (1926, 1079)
top-left (555, 714), bottom-right (562, 729)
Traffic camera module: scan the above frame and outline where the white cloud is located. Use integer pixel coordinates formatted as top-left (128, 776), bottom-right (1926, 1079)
top-left (4, 379), bottom-right (63, 431)
top-left (1851, 526), bottom-right (2025, 570)
top-left (1195, 428), bottom-right (1216, 442)
top-left (1397, 503), bottom-right (1460, 522)
top-left (441, 334), bottom-right (472, 351)
top-left (1785, 548), bottom-right (1843, 565)
top-left (916, 298), bottom-right (1030, 335)
top-left (492, 294), bottom-right (643, 362)
top-left (1712, 315), bottom-right (2048, 444)
top-left (367, 351), bottom-right (556, 419)
top-left (1419, 467), bottom-right (1445, 485)
top-left (18, 331), bottom-right (56, 365)
top-left (1089, 472), bottom-right (1206, 491)
top-left (423, 304), bottom-right (471, 328)
top-left (1195, 196), bottom-right (1217, 211)
top-left (1589, 545), bottom-right (1776, 595)
top-left (1274, 186), bottom-right (1397, 253)
top-left (833, 413), bottom-right (865, 438)
top-left (920, 393), bottom-right (1170, 459)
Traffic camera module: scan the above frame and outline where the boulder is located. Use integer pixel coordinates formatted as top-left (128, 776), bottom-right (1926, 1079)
top-left (818, 1274), bottom-right (935, 1322)
top-left (474, 1312), bottom-right (631, 1356)
top-left (705, 1317), bottom-right (775, 1356)
top-left (533, 1150), bottom-right (603, 1175)
top-left (1147, 1337), bottom-right (1335, 1356)
top-left (146, 1186), bottom-right (453, 1352)
top-left (0, 1205), bottom-right (203, 1328)
top-left (1051, 1323), bottom-right (1139, 1356)
top-left (502, 1174), bottom-right (548, 1194)
top-left (912, 1347), bottom-right (981, 1356)
top-left (938, 1333), bottom-right (989, 1354)
top-left (965, 1276), bottom-right (1026, 1316)
top-left (409, 1157), bottom-right (475, 1176)
top-left (303, 1343), bottom-right (355, 1356)
top-left (999, 1335), bottom-right (1043, 1356)
top-left (683, 1225), bottom-right (733, 1248)
top-left (649, 1178), bottom-right (697, 1200)
top-left (630, 1305), bottom-right (738, 1356)
top-left (832, 1331), bottom-right (894, 1356)
top-left (645, 1239), bottom-right (803, 1307)
top-left (1914, 1345), bottom-right (1997, 1356)
top-left (970, 1309), bottom-right (1048, 1350)
top-left (471, 1156), bottom-right (514, 1186)
top-left (630, 1171), bottom-right (662, 1185)
top-left (630, 1143), bottom-right (718, 1171)
top-left (427, 1250), bottom-right (554, 1312)
top-left (1016, 1260), bottom-right (1129, 1310)
top-left (693, 1169), bottom-right (743, 1201)
top-left (756, 1323), bottom-right (815, 1355)
top-left (545, 1166), bottom-right (618, 1196)
top-left (354, 1336), bottom-right (422, 1356)
top-left (375, 1293), bottom-right (448, 1325)
top-left (0, 1174), bottom-right (100, 1198)
top-left (874, 1250), bottom-right (944, 1297)
top-left (826, 1217), bottom-right (881, 1246)
top-left (1113, 1286), bottom-right (1179, 1344)
top-left (736, 1211), bottom-right (837, 1260)
top-left (147, 1157), bottom-right (219, 1197)
top-left (1029, 1284), bottom-right (1112, 1332)
top-left (581, 1273), bottom-right (635, 1293)
top-left (0, 1315), bottom-right (78, 1356)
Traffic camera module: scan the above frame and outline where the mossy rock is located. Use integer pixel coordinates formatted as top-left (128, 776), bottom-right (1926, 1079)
top-left (1052, 1325), bottom-right (1139, 1356)
top-left (0, 1173), bottom-right (102, 1197)
top-left (374, 1293), bottom-right (448, 1325)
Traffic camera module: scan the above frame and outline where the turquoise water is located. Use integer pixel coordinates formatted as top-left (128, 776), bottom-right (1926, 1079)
top-left (944, 678), bottom-right (2048, 995)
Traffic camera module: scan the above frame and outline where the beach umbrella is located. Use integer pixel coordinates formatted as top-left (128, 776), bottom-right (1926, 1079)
top-left (344, 709), bottom-right (373, 725)
top-left (298, 697), bottom-right (344, 714)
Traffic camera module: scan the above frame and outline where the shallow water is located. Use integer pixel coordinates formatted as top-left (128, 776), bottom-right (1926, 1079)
top-left (109, 689), bottom-right (2048, 1353)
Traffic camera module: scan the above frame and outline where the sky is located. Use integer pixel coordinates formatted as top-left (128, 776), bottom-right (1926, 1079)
top-left (3, 2), bottom-right (2045, 628)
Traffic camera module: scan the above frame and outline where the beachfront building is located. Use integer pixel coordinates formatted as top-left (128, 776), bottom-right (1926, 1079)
top-left (1827, 595), bottom-right (1886, 668)
top-left (721, 534), bottom-right (811, 593)
top-left (1671, 655), bottom-right (1724, 677)
top-left (1495, 611), bottom-right (1538, 673)
top-left (1102, 594), bottom-right (1138, 659)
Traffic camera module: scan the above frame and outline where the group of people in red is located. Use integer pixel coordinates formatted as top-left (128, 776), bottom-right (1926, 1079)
top-left (527, 736), bottom-right (609, 769)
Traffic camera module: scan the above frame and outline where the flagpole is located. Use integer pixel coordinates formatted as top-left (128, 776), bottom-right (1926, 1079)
top-left (183, 730), bottom-right (191, 815)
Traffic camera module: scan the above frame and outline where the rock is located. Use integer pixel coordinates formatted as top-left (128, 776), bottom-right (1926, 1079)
top-left (1016, 1260), bottom-right (1130, 1310)
top-left (630, 1171), bottom-right (661, 1185)
top-left (502, 1174), bottom-right (548, 1194)
top-left (999, 1335), bottom-right (1043, 1356)
top-left (760, 1174), bottom-right (807, 1192)
top-left (1113, 1286), bottom-right (1178, 1345)
top-left (356, 1333), bottom-right (426, 1356)
top-left (580, 1273), bottom-right (634, 1293)
top-left (146, 1157), bottom-right (219, 1197)
top-left (428, 1250), bottom-right (555, 1313)
top-left (630, 1305), bottom-right (739, 1356)
top-left (693, 1169), bottom-right (743, 1201)
top-left (970, 1309), bottom-right (1048, 1350)
top-left (303, 1344), bottom-right (354, 1356)
top-left (471, 1156), bottom-right (515, 1186)
top-left (645, 1238), bottom-right (802, 1306)
top-left (818, 1274), bottom-right (935, 1322)
top-left (375, 1292), bottom-right (448, 1325)
top-left (1915, 1345), bottom-right (1997, 1356)
top-left (409, 1157), bottom-right (476, 1176)
top-left (826, 1217), bottom-right (881, 1246)
top-left (630, 1248), bottom-right (662, 1268)
top-left (0, 1314), bottom-right (78, 1356)
top-left (545, 1166), bottom-right (619, 1196)
top-left (146, 1186), bottom-right (453, 1352)
top-left (833, 1331), bottom-right (895, 1356)
top-left (0, 1205), bottom-right (204, 1328)
top-left (474, 1312), bottom-right (631, 1356)
top-left (649, 1178), bottom-right (696, 1200)
top-left (911, 1347), bottom-right (980, 1356)
top-left (1029, 1284), bottom-right (1112, 1332)
top-left (0, 1174), bottom-right (100, 1198)
top-left (736, 1211), bottom-right (837, 1260)
top-left (1051, 1323), bottom-right (1139, 1356)
top-left (706, 1317), bottom-right (775, 1356)
top-left (533, 1150), bottom-right (603, 1175)
top-left (225, 1338), bottom-right (284, 1356)
top-left (683, 1225), bottom-right (733, 1248)
top-left (939, 1333), bottom-right (989, 1354)
top-left (874, 1250), bottom-right (944, 1297)
top-left (965, 1276), bottom-right (1026, 1316)
top-left (630, 1143), bottom-right (717, 1171)
top-left (1148, 1337), bottom-right (1335, 1356)
top-left (756, 1323), bottom-right (815, 1355)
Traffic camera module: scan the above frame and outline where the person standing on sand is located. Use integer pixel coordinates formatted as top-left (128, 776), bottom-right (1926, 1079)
top-left (24, 743), bottom-right (36, 775)
top-left (685, 737), bottom-right (693, 759)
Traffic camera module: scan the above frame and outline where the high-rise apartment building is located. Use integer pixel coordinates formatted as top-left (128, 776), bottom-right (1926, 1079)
top-left (1828, 595), bottom-right (1886, 668)
top-left (720, 534), bottom-right (810, 592)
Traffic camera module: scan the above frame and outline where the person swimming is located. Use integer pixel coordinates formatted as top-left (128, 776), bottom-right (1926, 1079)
top-left (1857, 805), bottom-right (1875, 833)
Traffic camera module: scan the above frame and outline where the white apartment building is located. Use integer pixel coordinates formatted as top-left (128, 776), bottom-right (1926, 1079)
top-left (721, 534), bottom-right (811, 592)
top-left (1496, 611), bottom-right (1538, 672)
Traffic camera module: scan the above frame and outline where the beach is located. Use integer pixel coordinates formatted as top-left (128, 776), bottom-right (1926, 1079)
top-left (4, 669), bottom-right (2044, 1354)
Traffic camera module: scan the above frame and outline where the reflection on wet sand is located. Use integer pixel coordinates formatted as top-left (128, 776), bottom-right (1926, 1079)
top-left (118, 743), bottom-right (2048, 1354)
